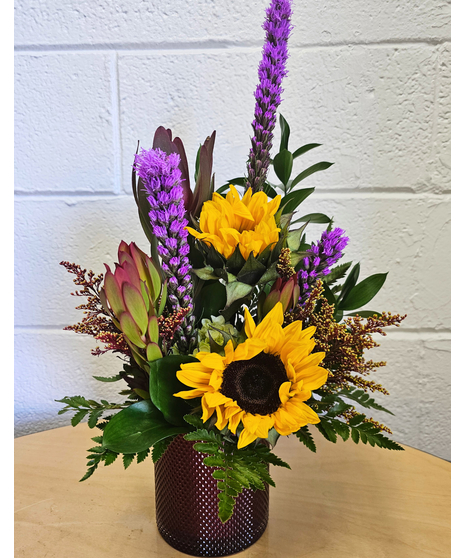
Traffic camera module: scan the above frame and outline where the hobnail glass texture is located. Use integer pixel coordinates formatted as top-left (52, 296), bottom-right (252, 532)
top-left (154, 434), bottom-right (269, 557)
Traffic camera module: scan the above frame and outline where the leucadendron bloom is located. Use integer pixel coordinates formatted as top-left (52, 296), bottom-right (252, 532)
top-left (174, 303), bottom-right (329, 448)
top-left (187, 184), bottom-right (281, 260)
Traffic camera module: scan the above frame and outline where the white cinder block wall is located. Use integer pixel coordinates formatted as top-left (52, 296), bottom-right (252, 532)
top-left (14, 1), bottom-right (451, 460)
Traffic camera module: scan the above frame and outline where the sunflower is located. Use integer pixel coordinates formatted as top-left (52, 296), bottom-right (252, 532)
top-left (174, 303), bottom-right (329, 448)
top-left (186, 184), bottom-right (281, 260)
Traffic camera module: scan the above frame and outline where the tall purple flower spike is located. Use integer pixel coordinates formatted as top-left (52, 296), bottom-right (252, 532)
top-left (134, 147), bottom-right (196, 353)
top-left (298, 228), bottom-right (350, 300)
top-left (246, 0), bottom-right (293, 193)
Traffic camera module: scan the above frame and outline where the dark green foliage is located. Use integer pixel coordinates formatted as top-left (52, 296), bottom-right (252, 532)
top-left (316, 416), bottom-right (404, 451)
top-left (295, 426), bottom-right (316, 452)
top-left (185, 426), bottom-right (290, 523)
top-left (56, 396), bottom-right (130, 428)
top-left (102, 400), bottom-right (189, 454)
top-left (149, 355), bottom-right (199, 426)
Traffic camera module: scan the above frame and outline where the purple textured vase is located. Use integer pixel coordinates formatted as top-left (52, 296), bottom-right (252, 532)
top-left (154, 435), bottom-right (269, 557)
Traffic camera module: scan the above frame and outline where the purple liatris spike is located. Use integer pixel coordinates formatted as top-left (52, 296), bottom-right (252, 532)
top-left (298, 228), bottom-right (349, 300)
top-left (246, 0), bottom-right (293, 193)
top-left (133, 147), bottom-right (196, 353)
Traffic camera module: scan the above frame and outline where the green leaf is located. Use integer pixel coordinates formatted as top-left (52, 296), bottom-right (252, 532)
top-left (151, 438), bottom-right (173, 463)
top-left (338, 387), bottom-right (394, 415)
top-left (280, 188), bottom-right (315, 214)
top-left (323, 262), bottom-right (352, 287)
top-left (92, 374), bottom-right (122, 383)
top-left (102, 400), bottom-right (188, 454)
top-left (71, 409), bottom-right (88, 426)
top-left (292, 212), bottom-right (332, 225)
top-left (315, 420), bottom-right (338, 443)
top-left (104, 451), bottom-right (118, 466)
top-left (292, 143), bottom-right (321, 158)
top-left (338, 273), bottom-right (388, 311)
top-left (289, 162), bottom-right (333, 190)
top-left (203, 455), bottom-right (225, 467)
top-left (183, 414), bottom-right (203, 429)
top-left (195, 280), bottom-right (227, 322)
top-left (191, 266), bottom-right (218, 281)
top-left (184, 429), bottom-right (222, 443)
top-left (338, 263), bottom-right (360, 303)
top-left (273, 149), bottom-right (293, 186)
top-left (193, 442), bottom-right (220, 454)
top-left (149, 355), bottom-right (199, 426)
top-left (295, 426), bottom-right (317, 452)
top-left (262, 182), bottom-right (279, 198)
top-left (87, 409), bottom-right (104, 429)
top-left (348, 414), bottom-right (366, 426)
top-left (137, 448), bottom-right (151, 463)
top-left (224, 281), bottom-right (253, 308)
top-left (279, 114), bottom-right (291, 152)
top-left (331, 420), bottom-right (351, 441)
top-left (236, 253), bottom-right (267, 286)
top-left (123, 453), bottom-right (136, 469)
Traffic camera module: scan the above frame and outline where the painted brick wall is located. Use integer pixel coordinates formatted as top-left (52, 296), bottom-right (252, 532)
top-left (14, 0), bottom-right (451, 460)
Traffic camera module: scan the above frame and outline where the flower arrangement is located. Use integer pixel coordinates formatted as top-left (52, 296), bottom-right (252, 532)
top-left (58, 0), bottom-right (406, 528)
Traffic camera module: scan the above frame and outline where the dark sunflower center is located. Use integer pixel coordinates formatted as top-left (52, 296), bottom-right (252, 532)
top-left (220, 351), bottom-right (288, 415)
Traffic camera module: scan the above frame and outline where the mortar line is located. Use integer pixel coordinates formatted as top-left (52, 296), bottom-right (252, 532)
top-left (14, 38), bottom-right (450, 55)
top-left (14, 324), bottom-right (451, 337)
top-left (13, 190), bottom-right (451, 201)
top-left (109, 52), bottom-right (123, 195)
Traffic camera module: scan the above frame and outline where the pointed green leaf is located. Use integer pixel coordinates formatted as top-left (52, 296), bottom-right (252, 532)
top-left (273, 149), bottom-right (293, 186)
top-left (280, 188), bottom-right (315, 214)
top-left (225, 281), bottom-right (253, 307)
top-left (279, 114), bottom-right (291, 152)
top-left (338, 263), bottom-right (360, 303)
top-left (289, 161), bottom-right (333, 190)
top-left (338, 273), bottom-right (388, 311)
top-left (292, 212), bottom-right (332, 225)
top-left (292, 143), bottom-right (321, 158)
top-left (236, 253), bottom-right (267, 285)
top-left (102, 400), bottom-right (188, 454)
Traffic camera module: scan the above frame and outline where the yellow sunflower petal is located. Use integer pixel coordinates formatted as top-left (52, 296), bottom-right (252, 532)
top-left (237, 427), bottom-right (259, 449)
top-left (243, 306), bottom-right (256, 338)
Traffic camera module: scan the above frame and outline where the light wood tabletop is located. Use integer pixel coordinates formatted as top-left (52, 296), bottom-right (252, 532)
top-left (15, 423), bottom-right (450, 558)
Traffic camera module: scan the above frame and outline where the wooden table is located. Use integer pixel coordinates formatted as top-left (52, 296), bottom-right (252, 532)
top-left (15, 424), bottom-right (450, 558)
